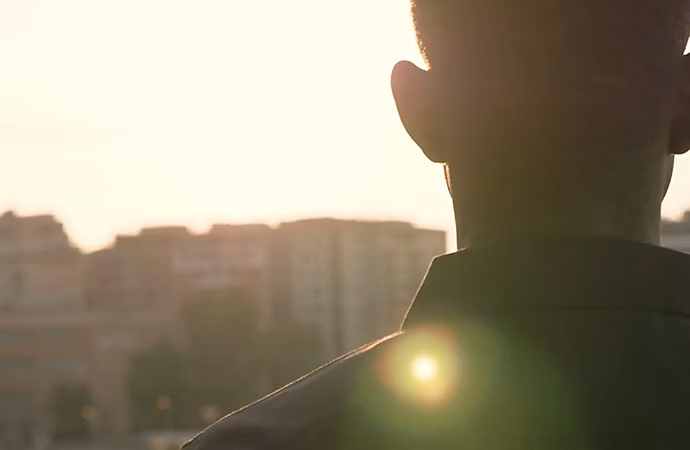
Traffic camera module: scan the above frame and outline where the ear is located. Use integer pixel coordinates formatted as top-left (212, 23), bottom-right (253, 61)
top-left (391, 61), bottom-right (447, 163)
top-left (669, 54), bottom-right (690, 155)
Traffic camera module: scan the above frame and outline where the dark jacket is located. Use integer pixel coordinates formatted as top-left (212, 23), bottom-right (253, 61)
top-left (184, 238), bottom-right (690, 449)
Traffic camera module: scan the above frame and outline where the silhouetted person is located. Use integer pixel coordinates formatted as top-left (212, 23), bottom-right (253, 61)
top-left (185, 1), bottom-right (690, 448)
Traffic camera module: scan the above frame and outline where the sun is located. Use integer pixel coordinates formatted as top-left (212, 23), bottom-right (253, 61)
top-left (412, 355), bottom-right (437, 381)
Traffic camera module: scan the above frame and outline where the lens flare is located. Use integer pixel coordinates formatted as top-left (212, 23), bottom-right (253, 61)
top-left (412, 355), bottom-right (437, 381)
top-left (375, 326), bottom-right (460, 410)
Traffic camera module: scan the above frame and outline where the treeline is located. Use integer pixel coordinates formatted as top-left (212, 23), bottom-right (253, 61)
top-left (127, 289), bottom-right (324, 432)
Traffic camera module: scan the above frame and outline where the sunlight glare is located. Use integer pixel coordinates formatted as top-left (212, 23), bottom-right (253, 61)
top-left (412, 355), bottom-right (437, 381)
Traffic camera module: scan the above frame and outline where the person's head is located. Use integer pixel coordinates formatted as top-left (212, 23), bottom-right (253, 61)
top-left (392, 0), bottom-right (690, 247)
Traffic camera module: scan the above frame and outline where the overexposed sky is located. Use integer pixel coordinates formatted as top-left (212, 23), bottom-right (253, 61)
top-left (0, 0), bottom-right (687, 251)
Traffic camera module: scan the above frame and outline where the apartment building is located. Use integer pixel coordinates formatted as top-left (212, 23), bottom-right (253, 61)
top-left (662, 211), bottom-right (690, 254)
top-left (270, 219), bottom-right (447, 359)
top-left (0, 211), bottom-right (83, 311)
top-left (173, 224), bottom-right (271, 304)
top-left (86, 224), bottom-right (272, 314)
top-left (85, 226), bottom-right (191, 311)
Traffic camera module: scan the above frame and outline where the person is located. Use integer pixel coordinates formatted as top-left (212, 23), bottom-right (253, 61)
top-left (184, 0), bottom-right (690, 448)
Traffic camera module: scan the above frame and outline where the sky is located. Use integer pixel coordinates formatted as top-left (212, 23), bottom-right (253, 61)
top-left (0, 0), bottom-right (687, 252)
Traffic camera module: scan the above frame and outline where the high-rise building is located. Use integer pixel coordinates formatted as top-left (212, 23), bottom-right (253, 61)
top-left (662, 211), bottom-right (690, 254)
top-left (270, 219), bottom-right (446, 359)
top-left (0, 211), bottom-right (83, 311)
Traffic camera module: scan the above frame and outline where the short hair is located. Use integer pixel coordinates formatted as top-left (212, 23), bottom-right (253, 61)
top-left (410, 0), bottom-right (690, 74)
top-left (409, 0), bottom-right (690, 157)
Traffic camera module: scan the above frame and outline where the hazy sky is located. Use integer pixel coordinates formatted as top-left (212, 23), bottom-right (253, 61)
top-left (0, 0), bottom-right (688, 251)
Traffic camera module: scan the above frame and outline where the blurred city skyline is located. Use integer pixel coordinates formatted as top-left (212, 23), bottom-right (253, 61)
top-left (0, 0), bottom-right (688, 253)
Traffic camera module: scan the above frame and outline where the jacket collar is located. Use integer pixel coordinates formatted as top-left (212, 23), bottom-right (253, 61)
top-left (403, 237), bottom-right (690, 329)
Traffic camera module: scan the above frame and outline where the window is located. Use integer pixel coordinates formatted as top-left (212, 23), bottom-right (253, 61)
top-left (44, 327), bottom-right (77, 341)
top-left (97, 335), bottom-right (132, 351)
top-left (0, 392), bottom-right (33, 412)
top-left (45, 358), bottom-right (89, 376)
top-left (0, 330), bottom-right (30, 344)
top-left (0, 358), bottom-right (34, 377)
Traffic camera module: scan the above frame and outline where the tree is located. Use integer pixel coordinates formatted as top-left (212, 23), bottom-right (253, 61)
top-left (182, 288), bottom-right (263, 413)
top-left (264, 322), bottom-right (324, 390)
top-left (127, 339), bottom-right (194, 431)
top-left (51, 383), bottom-right (92, 440)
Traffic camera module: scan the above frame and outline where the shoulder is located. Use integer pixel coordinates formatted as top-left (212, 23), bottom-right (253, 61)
top-left (182, 333), bottom-right (404, 450)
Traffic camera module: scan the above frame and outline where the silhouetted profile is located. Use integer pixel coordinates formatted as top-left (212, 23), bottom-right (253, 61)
top-left (184, 1), bottom-right (690, 448)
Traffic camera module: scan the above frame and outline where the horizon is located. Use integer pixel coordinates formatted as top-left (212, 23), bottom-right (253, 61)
top-left (7, 209), bottom-right (452, 253)
top-left (0, 0), bottom-right (688, 253)
top-left (4, 207), bottom-right (689, 255)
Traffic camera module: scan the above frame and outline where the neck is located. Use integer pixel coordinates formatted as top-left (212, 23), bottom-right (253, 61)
top-left (454, 204), bottom-right (662, 250)
top-left (448, 152), bottom-right (668, 250)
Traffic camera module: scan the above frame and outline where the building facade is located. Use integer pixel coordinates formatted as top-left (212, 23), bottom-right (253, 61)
top-left (173, 224), bottom-right (271, 312)
top-left (0, 211), bottom-right (83, 311)
top-left (270, 219), bottom-right (446, 359)
top-left (85, 227), bottom-right (191, 311)
top-left (86, 224), bottom-right (272, 315)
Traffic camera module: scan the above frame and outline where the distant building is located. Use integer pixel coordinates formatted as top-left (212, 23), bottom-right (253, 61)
top-left (86, 224), bottom-right (272, 315)
top-left (662, 211), bottom-right (690, 254)
top-left (173, 225), bottom-right (270, 293)
top-left (85, 227), bottom-right (191, 310)
top-left (0, 309), bottom-right (181, 440)
top-left (84, 218), bottom-right (446, 361)
top-left (270, 219), bottom-right (446, 359)
top-left (0, 211), bottom-right (83, 311)
top-left (173, 224), bottom-right (272, 328)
